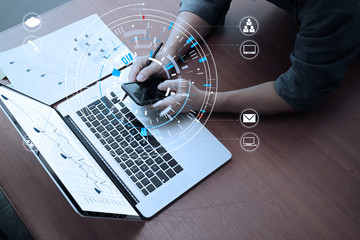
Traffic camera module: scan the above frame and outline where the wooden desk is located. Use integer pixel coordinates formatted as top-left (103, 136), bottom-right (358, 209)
top-left (1, 0), bottom-right (359, 239)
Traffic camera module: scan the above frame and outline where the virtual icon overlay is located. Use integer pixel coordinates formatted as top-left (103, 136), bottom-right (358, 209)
top-left (239, 16), bottom-right (259, 36)
top-left (23, 13), bottom-right (42, 32)
top-left (240, 108), bottom-right (259, 128)
top-left (240, 40), bottom-right (259, 60)
top-left (85, 8), bottom-right (218, 153)
top-left (23, 136), bottom-right (36, 152)
top-left (0, 4), bottom-right (231, 220)
top-left (240, 132), bottom-right (259, 152)
top-left (22, 36), bottom-right (42, 55)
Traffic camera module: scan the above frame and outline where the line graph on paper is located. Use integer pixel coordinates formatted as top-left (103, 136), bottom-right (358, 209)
top-left (0, 89), bottom-right (137, 214)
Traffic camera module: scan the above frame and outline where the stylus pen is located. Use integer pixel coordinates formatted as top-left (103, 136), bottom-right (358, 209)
top-left (122, 42), bottom-right (164, 102)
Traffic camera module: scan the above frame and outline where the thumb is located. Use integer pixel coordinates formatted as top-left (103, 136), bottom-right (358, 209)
top-left (136, 63), bottom-right (159, 82)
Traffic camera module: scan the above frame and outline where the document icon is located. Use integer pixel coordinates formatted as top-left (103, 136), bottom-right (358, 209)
top-left (243, 114), bottom-right (256, 123)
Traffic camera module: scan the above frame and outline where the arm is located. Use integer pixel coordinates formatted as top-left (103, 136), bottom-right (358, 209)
top-left (128, 10), bottom-right (293, 115)
top-left (152, 10), bottom-right (294, 115)
top-left (154, 80), bottom-right (294, 116)
top-left (129, 0), bottom-right (232, 82)
top-left (213, 81), bottom-right (294, 115)
top-left (128, 11), bottom-right (211, 82)
top-left (128, 1), bottom-right (293, 115)
top-left (162, 11), bottom-right (212, 62)
top-left (157, 1), bottom-right (360, 115)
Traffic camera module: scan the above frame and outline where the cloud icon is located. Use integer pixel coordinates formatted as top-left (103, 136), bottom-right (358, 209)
top-left (25, 16), bottom-right (40, 28)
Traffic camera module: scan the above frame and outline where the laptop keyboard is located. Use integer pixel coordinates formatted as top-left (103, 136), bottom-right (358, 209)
top-left (76, 92), bottom-right (183, 196)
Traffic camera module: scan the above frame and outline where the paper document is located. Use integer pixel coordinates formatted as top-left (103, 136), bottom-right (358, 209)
top-left (0, 14), bottom-right (133, 105)
top-left (0, 68), bottom-right (5, 80)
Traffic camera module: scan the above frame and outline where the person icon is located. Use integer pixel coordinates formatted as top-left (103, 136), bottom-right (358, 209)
top-left (250, 25), bottom-right (255, 33)
top-left (243, 25), bottom-right (249, 33)
top-left (246, 18), bottom-right (252, 26)
top-left (240, 17), bottom-right (258, 35)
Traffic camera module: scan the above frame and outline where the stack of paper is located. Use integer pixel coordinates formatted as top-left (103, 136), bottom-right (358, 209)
top-left (0, 14), bottom-right (133, 105)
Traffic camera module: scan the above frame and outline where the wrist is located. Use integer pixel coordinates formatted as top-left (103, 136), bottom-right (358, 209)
top-left (153, 51), bottom-right (178, 80)
top-left (212, 92), bottom-right (227, 112)
top-left (192, 89), bottom-right (207, 111)
top-left (155, 51), bottom-right (171, 61)
top-left (157, 47), bottom-right (178, 62)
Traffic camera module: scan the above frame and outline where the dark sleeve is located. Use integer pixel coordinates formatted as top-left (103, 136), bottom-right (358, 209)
top-left (275, 2), bottom-right (360, 111)
top-left (179, 0), bottom-right (232, 26)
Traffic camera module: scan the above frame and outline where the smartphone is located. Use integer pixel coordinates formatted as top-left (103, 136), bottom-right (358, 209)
top-left (121, 78), bottom-right (167, 106)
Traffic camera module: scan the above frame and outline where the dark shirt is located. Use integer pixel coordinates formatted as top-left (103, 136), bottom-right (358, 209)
top-left (180, 0), bottom-right (232, 26)
top-left (180, 0), bottom-right (360, 110)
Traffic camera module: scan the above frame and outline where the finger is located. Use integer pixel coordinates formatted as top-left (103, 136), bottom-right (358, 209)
top-left (137, 62), bottom-right (161, 82)
top-left (159, 105), bottom-right (172, 117)
top-left (158, 79), bottom-right (187, 92)
top-left (128, 57), bottom-right (148, 82)
top-left (152, 97), bottom-right (172, 111)
top-left (152, 95), bottom-right (183, 113)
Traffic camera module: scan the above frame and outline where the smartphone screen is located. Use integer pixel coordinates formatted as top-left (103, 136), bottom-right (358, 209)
top-left (122, 79), bottom-right (166, 105)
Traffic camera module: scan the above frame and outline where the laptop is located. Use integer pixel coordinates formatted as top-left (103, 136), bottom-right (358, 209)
top-left (0, 67), bottom-right (231, 220)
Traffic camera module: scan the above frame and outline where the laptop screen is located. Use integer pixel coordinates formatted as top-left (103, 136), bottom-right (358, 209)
top-left (0, 86), bottom-right (138, 217)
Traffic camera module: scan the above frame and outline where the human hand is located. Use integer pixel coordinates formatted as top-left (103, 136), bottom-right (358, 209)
top-left (151, 79), bottom-right (205, 117)
top-left (128, 53), bottom-right (167, 83)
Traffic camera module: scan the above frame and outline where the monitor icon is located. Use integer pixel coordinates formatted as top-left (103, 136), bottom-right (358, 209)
top-left (243, 137), bottom-right (257, 147)
top-left (240, 132), bottom-right (259, 152)
top-left (240, 40), bottom-right (259, 60)
top-left (243, 45), bottom-right (256, 54)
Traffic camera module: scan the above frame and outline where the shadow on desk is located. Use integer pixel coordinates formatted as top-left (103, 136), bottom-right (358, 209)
top-left (0, 188), bottom-right (33, 240)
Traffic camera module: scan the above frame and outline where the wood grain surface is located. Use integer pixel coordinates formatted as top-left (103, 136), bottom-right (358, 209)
top-left (0, 0), bottom-right (359, 239)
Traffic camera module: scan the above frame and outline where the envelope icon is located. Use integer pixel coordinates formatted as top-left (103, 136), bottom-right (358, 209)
top-left (243, 114), bottom-right (256, 123)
